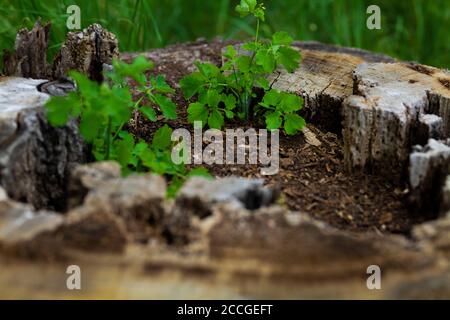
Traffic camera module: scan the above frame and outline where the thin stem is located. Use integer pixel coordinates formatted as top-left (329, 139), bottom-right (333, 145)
top-left (255, 18), bottom-right (260, 46)
top-left (105, 116), bottom-right (112, 160)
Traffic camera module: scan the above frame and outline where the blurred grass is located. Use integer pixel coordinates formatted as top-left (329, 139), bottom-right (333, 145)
top-left (0, 0), bottom-right (449, 69)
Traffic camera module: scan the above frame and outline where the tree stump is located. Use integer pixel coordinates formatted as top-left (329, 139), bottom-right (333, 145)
top-left (2, 21), bottom-right (51, 79)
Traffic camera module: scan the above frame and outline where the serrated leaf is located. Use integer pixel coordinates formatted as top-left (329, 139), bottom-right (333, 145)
top-left (207, 89), bottom-right (221, 108)
top-left (284, 113), bottom-right (306, 135)
top-left (261, 90), bottom-right (282, 108)
top-left (208, 109), bottom-right (224, 129)
top-left (115, 132), bottom-right (135, 166)
top-left (152, 124), bottom-right (173, 150)
top-left (187, 102), bottom-right (208, 125)
top-left (236, 0), bottom-right (257, 17)
top-left (151, 74), bottom-right (175, 94)
top-left (236, 55), bottom-right (252, 73)
top-left (280, 92), bottom-right (303, 112)
top-left (196, 62), bottom-right (220, 78)
top-left (242, 42), bottom-right (259, 52)
top-left (140, 106), bottom-right (157, 121)
top-left (223, 94), bottom-right (237, 110)
top-left (265, 111), bottom-right (282, 130)
top-left (255, 77), bottom-right (270, 90)
top-left (154, 93), bottom-right (177, 120)
top-left (103, 86), bottom-right (133, 123)
top-left (224, 110), bottom-right (234, 119)
top-left (255, 49), bottom-right (275, 73)
top-left (133, 140), bottom-right (149, 157)
top-left (45, 94), bottom-right (79, 127)
top-left (179, 72), bottom-right (205, 99)
top-left (272, 31), bottom-right (293, 46)
top-left (277, 46), bottom-right (301, 73)
top-left (69, 71), bottom-right (99, 99)
top-left (79, 111), bottom-right (103, 143)
top-left (224, 45), bottom-right (237, 59)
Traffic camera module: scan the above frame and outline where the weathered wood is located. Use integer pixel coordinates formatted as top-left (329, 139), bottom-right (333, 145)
top-left (0, 77), bottom-right (87, 211)
top-left (409, 139), bottom-right (450, 216)
top-left (2, 21), bottom-right (51, 79)
top-left (342, 62), bottom-right (450, 178)
top-left (52, 24), bottom-right (119, 81)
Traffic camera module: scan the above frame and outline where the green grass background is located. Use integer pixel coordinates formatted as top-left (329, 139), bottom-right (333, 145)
top-left (0, 0), bottom-right (449, 68)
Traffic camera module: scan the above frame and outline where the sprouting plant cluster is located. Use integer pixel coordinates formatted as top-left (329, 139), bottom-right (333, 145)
top-left (45, 57), bottom-right (209, 197)
top-left (45, 0), bottom-right (305, 196)
top-left (180, 0), bottom-right (305, 135)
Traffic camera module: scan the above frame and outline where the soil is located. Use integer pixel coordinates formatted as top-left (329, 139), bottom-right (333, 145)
top-left (124, 40), bottom-right (427, 235)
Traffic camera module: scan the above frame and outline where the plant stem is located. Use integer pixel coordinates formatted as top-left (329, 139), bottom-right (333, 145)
top-left (105, 116), bottom-right (112, 160)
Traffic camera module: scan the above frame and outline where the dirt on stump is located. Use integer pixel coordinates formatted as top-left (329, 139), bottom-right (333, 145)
top-left (124, 40), bottom-right (426, 235)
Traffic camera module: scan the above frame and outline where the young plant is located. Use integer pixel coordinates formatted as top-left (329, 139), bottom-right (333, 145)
top-left (180, 0), bottom-right (306, 135)
top-left (45, 56), bottom-right (209, 197)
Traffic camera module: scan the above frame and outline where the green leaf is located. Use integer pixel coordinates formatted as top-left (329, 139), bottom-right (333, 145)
top-left (207, 89), bottom-right (221, 108)
top-left (224, 110), bottom-right (234, 119)
top-left (280, 93), bottom-right (303, 112)
top-left (208, 109), bottom-right (224, 129)
top-left (277, 47), bottom-right (301, 73)
top-left (112, 56), bottom-right (154, 85)
top-left (255, 77), bottom-right (270, 90)
top-left (140, 106), bottom-right (157, 121)
top-left (223, 45), bottom-right (237, 60)
top-left (79, 111), bottom-right (103, 143)
top-left (272, 31), bottom-right (293, 46)
top-left (45, 94), bottom-right (79, 126)
top-left (180, 73), bottom-right (205, 99)
top-left (260, 90), bottom-right (282, 108)
top-left (255, 49), bottom-right (275, 73)
top-left (284, 113), bottom-right (306, 135)
top-left (254, 7), bottom-right (265, 21)
top-left (115, 132), bottom-right (135, 166)
top-left (265, 111), bottom-right (282, 130)
top-left (166, 176), bottom-right (185, 198)
top-left (154, 93), bottom-right (177, 120)
top-left (103, 86), bottom-right (133, 123)
top-left (133, 140), bottom-right (150, 158)
top-left (242, 42), bottom-right (259, 52)
top-left (196, 62), bottom-right (220, 78)
top-left (236, 55), bottom-right (252, 73)
top-left (187, 102), bottom-right (208, 125)
top-left (188, 167), bottom-right (212, 179)
top-left (151, 75), bottom-right (175, 94)
top-left (223, 94), bottom-right (237, 110)
top-left (69, 71), bottom-right (99, 97)
top-left (152, 124), bottom-right (173, 150)
top-left (235, 0), bottom-right (257, 17)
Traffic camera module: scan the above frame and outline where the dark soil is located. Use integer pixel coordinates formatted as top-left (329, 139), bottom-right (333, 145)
top-left (124, 40), bottom-right (427, 234)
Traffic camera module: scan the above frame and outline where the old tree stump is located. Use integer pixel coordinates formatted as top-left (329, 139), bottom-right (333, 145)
top-left (2, 23), bottom-right (450, 298)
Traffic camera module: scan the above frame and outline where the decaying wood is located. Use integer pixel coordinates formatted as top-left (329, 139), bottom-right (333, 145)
top-left (52, 24), bottom-right (119, 81)
top-left (408, 139), bottom-right (450, 216)
top-left (2, 21), bottom-right (51, 78)
top-left (272, 41), bottom-right (395, 134)
top-left (3, 23), bottom-right (119, 82)
top-left (3, 35), bottom-right (450, 298)
top-left (343, 62), bottom-right (450, 178)
top-left (0, 77), bottom-right (88, 211)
